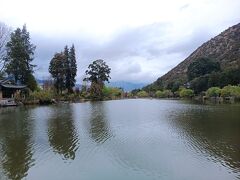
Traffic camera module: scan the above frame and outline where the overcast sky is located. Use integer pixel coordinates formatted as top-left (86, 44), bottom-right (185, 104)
top-left (0, 0), bottom-right (240, 83)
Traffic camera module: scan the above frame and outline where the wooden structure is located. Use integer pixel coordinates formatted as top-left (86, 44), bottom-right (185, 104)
top-left (0, 78), bottom-right (26, 100)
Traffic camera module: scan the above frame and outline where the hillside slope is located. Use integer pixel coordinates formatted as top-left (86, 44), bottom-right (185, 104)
top-left (151, 23), bottom-right (240, 87)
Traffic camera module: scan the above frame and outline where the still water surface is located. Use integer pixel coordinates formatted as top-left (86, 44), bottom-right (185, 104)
top-left (0, 99), bottom-right (239, 180)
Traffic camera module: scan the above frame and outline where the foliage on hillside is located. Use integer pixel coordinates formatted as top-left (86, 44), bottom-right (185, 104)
top-left (190, 68), bottom-right (240, 93)
top-left (187, 57), bottom-right (220, 81)
top-left (144, 23), bottom-right (240, 91)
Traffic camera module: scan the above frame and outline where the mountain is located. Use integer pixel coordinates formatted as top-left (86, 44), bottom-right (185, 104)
top-left (107, 81), bottom-right (146, 92)
top-left (146, 23), bottom-right (240, 89)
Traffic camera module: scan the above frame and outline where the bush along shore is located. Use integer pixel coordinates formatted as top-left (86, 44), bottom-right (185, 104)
top-left (13, 85), bottom-right (126, 106)
top-left (7, 84), bottom-right (240, 106)
top-left (131, 85), bottom-right (240, 103)
top-left (137, 57), bottom-right (240, 103)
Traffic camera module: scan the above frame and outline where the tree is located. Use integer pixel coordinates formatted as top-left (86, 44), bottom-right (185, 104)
top-left (190, 75), bottom-right (209, 94)
top-left (63, 44), bottom-right (77, 93)
top-left (25, 73), bottom-right (38, 91)
top-left (206, 87), bottom-right (221, 97)
top-left (221, 85), bottom-right (240, 98)
top-left (142, 79), bottom-right (164, 92)
top-left (166, 81), bottom-right (181, 93)
top-left (155, 90), bottom-right (172, 98)
top-left (179, 88), bottom-right (194, 98)
top-left (0, 22), bottom-right (11, 75)
top-left (208, 72), bottom-right (222, 88)
top-left (84, 59), bottom-right (111, 100)
top-left (187, 57), bottom-right (220, 81)
top-left (49, 44), bottom-right (77, 94)
top-left (131, 88), bottom-right (141, 96)
top-left (68, 44), bottom-right (77, 92)
top-left (49, 53), bottom-right (66, 94)
top-left (63, 45), bottom-right (71, 92)
top-left (5, 24), bottom-right (36, 86)
top-left (137, 90), bottom-right (148, 97)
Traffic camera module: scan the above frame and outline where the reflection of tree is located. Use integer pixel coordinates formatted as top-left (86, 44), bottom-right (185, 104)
top-left (89, 102), bottom-right (112, 144)
top-left (170, 105), bottom-right (240, 173)
top-left (48, 105), bottom-right (79, 160)
top-left (0, 108), bottom-right (34, 180)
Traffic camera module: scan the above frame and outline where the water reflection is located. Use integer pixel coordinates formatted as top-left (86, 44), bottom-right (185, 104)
top-left (88, 102), bottom-right (112, 144)
top-left (0, 100), bottom-right (239, 180)
top-left (170, 104), bottom-right (240, 174)
top-left (0, 107), bottom-right (34, 180)
top-left (47, 105), bottom-right (79, 160)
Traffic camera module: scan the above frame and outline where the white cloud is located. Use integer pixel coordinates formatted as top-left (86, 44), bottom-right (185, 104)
top-left (0, 0), bottom-right (239, 83)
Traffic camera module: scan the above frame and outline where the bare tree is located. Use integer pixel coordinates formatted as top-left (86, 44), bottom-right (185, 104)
top-left (0, 22), bottom-right (11, 73)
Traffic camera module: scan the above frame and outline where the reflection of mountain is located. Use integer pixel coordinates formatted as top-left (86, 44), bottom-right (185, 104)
top-left (0, 108), bottom-right (34, 180)
top-left (48, 105), bottom-right (79, 160)
top-left (170, 104), bottom-right (240, 174)
top-left (89, 102), bottom-right (112, 144)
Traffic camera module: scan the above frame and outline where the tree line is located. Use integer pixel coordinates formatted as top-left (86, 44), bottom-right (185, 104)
top-left (141, 57), bottom-right (240, 98)
top-left (0, 23), bottom-right (112, 100)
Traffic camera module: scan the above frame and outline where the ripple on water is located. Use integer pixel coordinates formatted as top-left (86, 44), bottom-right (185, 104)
top-left (167, 103), bottom-right (240, 178)
top-left (0, 100), bottom-right (240, 180)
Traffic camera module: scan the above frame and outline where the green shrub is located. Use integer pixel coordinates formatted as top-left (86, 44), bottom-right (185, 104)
top-left (29, 90), bottom-right (54, 102)
top-left (155, 90), bottom-right (172, 98)
top-left (179, 88), bottom-right (194, 98)
top-left (126, 92), bottom-right (133, 98)
top-left (102, 86), bottom-right (123, 98)
top-left (221, 85), bottom-right (240, 98)
top-left (206, 87), bottom-right (221, 97)
top-left (137, 90), bottom-right (148, 97)
top-left (155, 90), bottom-right (164, 98)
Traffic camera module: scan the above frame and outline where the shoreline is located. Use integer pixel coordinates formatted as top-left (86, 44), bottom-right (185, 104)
top-left (1, 96), bottom-right (239, 108)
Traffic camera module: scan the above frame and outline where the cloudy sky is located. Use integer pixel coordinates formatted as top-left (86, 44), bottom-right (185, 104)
top-left (0, 0), bottom-right (240, 83)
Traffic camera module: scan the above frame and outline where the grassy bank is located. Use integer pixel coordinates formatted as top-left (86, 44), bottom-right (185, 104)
top-left (14, 86), bottom-right (125, 105)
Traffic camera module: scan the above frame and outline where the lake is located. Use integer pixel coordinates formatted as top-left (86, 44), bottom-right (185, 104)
top-left (0, 99), bottom-right (239, 180)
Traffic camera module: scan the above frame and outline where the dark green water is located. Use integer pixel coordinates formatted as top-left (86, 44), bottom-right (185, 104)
top-left (0, 99), bottom-right (239, 180)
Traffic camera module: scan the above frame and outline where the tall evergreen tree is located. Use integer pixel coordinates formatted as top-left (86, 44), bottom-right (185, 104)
top-left (49, 53), bottom-right (66, 94)
top-left (49, 44), bottom-right (77, 94)
top-left (68, 44), bottom-right (77, 92)
top-left (5, 24), bottom-right (36, 89)
top-left (64, 45), bottom-right (71, 92)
